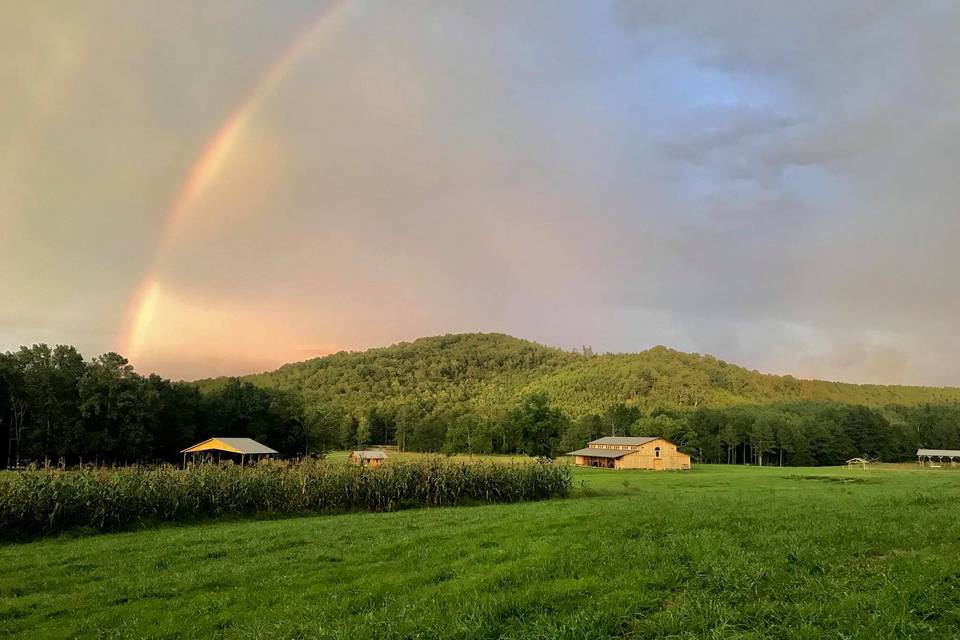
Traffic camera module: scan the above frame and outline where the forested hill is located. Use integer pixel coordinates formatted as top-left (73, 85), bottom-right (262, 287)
top-left (198, 333), bottom-right (960, 416)
top-left (6, 334), bottom-right (960, 467)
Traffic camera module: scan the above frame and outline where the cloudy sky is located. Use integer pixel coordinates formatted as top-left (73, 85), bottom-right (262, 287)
top-left (3, 1), bottom-right (959, 384)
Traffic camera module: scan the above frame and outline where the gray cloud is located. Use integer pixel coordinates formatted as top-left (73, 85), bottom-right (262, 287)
top-left (2, 1), bottom-right (959, 384)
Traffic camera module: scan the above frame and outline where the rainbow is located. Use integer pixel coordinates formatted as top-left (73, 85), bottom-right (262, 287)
top-left (117, 1), bottom-right (348, 360)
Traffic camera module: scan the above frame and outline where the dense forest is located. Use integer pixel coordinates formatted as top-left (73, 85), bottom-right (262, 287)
top-left (4, 333), bottom-right (960, 467)
top-left (226, 333), bottom-right (960, 412)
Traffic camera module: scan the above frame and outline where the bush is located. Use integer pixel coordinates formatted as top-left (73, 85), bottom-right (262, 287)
top-left (0, 459), bottom-right (570, 538)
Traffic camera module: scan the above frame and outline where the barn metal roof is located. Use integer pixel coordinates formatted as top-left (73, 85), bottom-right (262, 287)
top-left (353, 450), bottom-right (387, 460)
top-left (589, 436), bottom-right (659, 446)
top-left (917, 448), bottom-right (960, 457)
top-left (565, 447), bottom-right (635, 459)
top-left (181, 437), bottom-right (278, 455)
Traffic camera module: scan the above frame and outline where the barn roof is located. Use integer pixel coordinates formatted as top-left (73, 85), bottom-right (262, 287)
top-left (589, 436), bottom-right (659, 446)
top-left (917, 448), bottom-right (960, 457)
top-left (353, 450), bottom-right (387, 460)
top-left (565, 447), bottom-right (635, 459)
top-left (181, 437), bottom-right (278, 455)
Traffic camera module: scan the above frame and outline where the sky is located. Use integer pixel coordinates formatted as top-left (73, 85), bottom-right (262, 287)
top-left (2, 1), bottom-right (959, 385)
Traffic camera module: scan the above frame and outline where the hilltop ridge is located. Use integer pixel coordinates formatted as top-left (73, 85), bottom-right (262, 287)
top-left (196, 333), bottom-right (960, 416)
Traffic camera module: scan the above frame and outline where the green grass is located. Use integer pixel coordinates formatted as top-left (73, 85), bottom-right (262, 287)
top-left (2, 464), bottom-right (960, 639)
top-left (325, 450), bottom-right (537, 465)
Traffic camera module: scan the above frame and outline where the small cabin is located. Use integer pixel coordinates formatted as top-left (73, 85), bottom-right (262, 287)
top-left (350, 450), bottom-right (387, 467)
top-left (566, 436), bottom-right (690, 470)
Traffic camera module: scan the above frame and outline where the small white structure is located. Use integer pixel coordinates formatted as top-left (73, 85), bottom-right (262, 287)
top-left (917, 448), bottom-right (960, 468)
top-left (846, 457), bottom-right (870, 469)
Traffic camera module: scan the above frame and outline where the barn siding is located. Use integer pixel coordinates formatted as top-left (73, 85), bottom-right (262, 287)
top-left (614, 439), bottom-right (690, 470)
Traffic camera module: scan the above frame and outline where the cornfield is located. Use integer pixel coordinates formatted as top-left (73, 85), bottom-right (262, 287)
top-left (0, 459), bottom-right (570, 538)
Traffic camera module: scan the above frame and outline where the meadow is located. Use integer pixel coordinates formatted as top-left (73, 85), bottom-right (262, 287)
top-left (2, 463), bottom-right (959, 639)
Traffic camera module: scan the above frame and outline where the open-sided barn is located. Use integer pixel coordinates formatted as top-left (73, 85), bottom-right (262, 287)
top-left (180, 437), bottom-right (278, 466)
top-left (566, 436), bottom-right (691, 470)
top-left (917, 448), bottom-right (960, 467)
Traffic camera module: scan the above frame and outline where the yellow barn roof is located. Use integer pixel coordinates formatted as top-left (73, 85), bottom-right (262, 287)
top-left (181, 437), bottom-right (278, 455)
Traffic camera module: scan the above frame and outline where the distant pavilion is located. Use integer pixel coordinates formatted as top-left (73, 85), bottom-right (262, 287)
top-left (917, 448), bottom-right (960, 468)
top-left (846, 457), bottom-right (870, 469)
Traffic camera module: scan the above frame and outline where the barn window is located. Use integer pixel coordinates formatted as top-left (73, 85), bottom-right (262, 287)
top-left (655, 447), bottom-right (661, 458)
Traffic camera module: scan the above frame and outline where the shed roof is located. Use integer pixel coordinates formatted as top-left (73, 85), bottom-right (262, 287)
top-left (917, 448), bottom-right (960, 457)
top-left (181, 437), bottom-right (278, 455)
top-left (353, 450), bottom-right (387, 460)
top-left (565, 447), bottom-right (635, 459)
top-left (589, 436), bottom-right (659, 446)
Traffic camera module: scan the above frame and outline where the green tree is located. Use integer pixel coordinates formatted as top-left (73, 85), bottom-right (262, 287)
top-left (603, 403), bottom-right (642, 437)
top-left (339, 415), bottom-right (359, 450)
top-left (750, 417), bottom-right (776, 467)
top-left (505, 393), bottom-right (568, 458)
top-left (355, 417), bottom-right (371, 449)
top-left (559, 414), bottom-right (602, 453)
top-left (79, 353), bottom-right (158, 463)
top-left (444, 414), bottom-right (485, 455)
top-left (147, 376), bottom-right (203, 462)
top-left (409, 415), bottom-right (447, 452)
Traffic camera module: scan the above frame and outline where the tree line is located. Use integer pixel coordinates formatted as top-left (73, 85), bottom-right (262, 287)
top-left (332, 394), bottom-right (960, 465)
top-left (3, 342), bottom-right (959, 467)
top-left (0, 345), bottom-right (308, 467)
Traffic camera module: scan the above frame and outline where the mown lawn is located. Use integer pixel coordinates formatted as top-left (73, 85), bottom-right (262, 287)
top-left (2, 464), bottom-right (959, 639)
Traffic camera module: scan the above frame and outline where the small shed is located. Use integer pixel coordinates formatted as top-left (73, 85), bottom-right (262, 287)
top-left (350, 450), bottom-right (387, 467)
top-left (846, 457), bottom-right (869, 469)
top-left (917, 448), bottom-right (960, 468)
top-left (181, 437), bottom-right (278, 466)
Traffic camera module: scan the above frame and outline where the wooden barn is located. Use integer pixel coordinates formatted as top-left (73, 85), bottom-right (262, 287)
top-left (350, 450), bottom-right (387, 467)
top-left (566, 436), bottom-right (691, 470)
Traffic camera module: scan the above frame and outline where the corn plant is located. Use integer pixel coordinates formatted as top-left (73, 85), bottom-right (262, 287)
top-left (0, 459), bottom-right (570, 538)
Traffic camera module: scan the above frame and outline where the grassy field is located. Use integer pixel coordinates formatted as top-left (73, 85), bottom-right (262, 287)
top-left (2, 464), bottom-right (959, 639)
top-left (324, 450), bottom-right (538, 465)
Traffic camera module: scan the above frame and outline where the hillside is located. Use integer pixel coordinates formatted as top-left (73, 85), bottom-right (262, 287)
top-left (198, 333), bottom-right (960, 417)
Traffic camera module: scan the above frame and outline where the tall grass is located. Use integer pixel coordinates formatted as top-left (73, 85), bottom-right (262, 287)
top-left (0, 459), bottom-right (570, 538)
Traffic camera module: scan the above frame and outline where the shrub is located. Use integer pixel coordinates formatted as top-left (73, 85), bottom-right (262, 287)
top-left (0, 459), bottom-right (570, 538)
